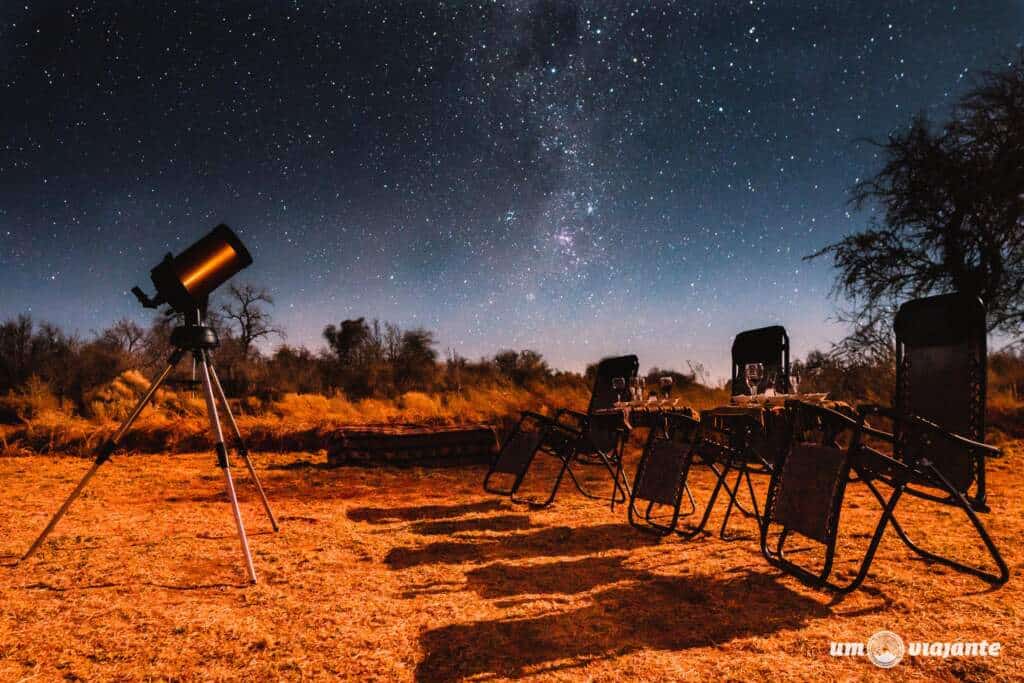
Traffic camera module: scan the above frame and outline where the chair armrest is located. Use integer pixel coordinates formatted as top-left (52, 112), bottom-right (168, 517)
top-left (857, 404), bottom-right (1002, 458)
top-left (785, 399), bottom-right (895, 443)
top-left (666, 411), bottom-right (700, 429)
top-left (555, 407), bottom-right (592, 429)
top-left (520, 410), bottom-right (583, 438)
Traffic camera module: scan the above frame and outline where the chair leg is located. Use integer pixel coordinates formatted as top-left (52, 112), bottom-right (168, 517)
top-left (725, 471), bottom-right (758, 518)
top-left (718, 467), bottom-right (764, 540)
top-left (681, 483), bottom-right (697, 516)
top-left (510, 451), bottom-right (572, 508)
top-left (627, 485), bottom-right (682, 537)
top-left (824, 479), bottom-right (905, 594)
top-left (719, 468), bottom-right (746, 540)
top-left (767, 483), bottom-right (902, 595)
top-left (763, 527), bottom-right (837, 589)
top-left (862, 468), bottom-right (1009, 586)
top-left (675, 461), bottom-right (730, 540)
top-left (744, 470), bottom-right (762, 523)
top-left (565, 462), bottom-right (603, 500)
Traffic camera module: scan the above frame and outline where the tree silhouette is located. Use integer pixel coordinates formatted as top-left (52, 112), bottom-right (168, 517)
top-left (100, 318), bottom-right (146, 355)
top-left (220, 283), bottom-right (285, 357)
top-left (814, 54), bottom-right (1024, 353)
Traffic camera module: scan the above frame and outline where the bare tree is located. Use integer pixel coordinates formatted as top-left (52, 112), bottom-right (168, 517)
top-left (220, 283), bottom-right (285, 357)
top-left (100, 318), bottom-right (146, 354)
top-left (812, 54), bottom-right (1024, 352)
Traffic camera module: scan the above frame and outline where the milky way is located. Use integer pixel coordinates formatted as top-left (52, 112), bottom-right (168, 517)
top-left (1, 2), bottom-right (1021, 376)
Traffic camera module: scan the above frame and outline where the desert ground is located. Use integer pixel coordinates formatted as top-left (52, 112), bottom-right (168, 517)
top-left (0, 442), bottom-right (1021, 681)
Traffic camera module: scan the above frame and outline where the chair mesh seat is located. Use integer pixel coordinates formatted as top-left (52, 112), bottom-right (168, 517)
top-left (490, 429), bottom-right (541, 475)
top-left (774, 443), bottom-right (846, 544)
top-left (633, 440), bottom-right (692, 506)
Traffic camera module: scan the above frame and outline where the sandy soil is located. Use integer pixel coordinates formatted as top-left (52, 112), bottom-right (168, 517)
top-left (0, 444), bottom-right (1021, 681)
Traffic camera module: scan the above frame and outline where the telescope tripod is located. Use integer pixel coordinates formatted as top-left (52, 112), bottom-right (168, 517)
top-left (21, 312), bottom-right (278, 584)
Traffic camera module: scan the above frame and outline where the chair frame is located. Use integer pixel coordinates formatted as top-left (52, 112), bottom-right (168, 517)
top-left (671, 411), bottom-right (773, 541)
top-left (761, 401), bottom-right (1008, 593)
top-left (550, 355), bottom-right (640, 509)
top-left (627, 412), bottom-right (699, 536)
top-left (483, 410), bottom-right (594, 508)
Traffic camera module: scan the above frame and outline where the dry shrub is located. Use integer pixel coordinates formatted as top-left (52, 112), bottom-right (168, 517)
top-left (240, 396), bottom-right (265, 416)
top-left (353, 397), bottom-right (400, 423)
top-left (154, 389), bottom-right (209, 418)
top-left (268, 393), bottom-right (363, 425)
top-left (16, 409), bottom-right (96, 454)
top-left (398, 392), bottom-right (446, 423)
top-left (84, 370), bottom-right (151, 420)
top-left (270, 393), bottom-right (334, 422)
top-left (676, 383), bottom-right (730, 411)
top-left (1, 376), bottom-right (65, 422)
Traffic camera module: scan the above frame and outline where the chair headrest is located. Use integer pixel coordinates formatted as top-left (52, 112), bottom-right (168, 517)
top-left (731, 325), bottom-right (789, 366)
top-left (593, 355), bottom-right (640, 381)
top-left (895, 293), bottom-right (985, 347)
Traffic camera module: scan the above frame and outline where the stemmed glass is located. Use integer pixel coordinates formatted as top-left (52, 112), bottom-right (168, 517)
top-left (745, 363), bottom-right (764, 401)
top-left (789, 371), bottom-right (800, 395)
top-left (612, 377), bottom-right (626, 404)
top-left (638, 377), bottom-right (647, 402)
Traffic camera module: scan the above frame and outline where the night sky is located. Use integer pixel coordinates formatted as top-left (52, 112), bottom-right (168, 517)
top-left (2, 2), bottom-right (1022, 378)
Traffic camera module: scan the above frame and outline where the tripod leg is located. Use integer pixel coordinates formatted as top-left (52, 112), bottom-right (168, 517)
top-left (206, 360), bottom-right (279, 532)
top-left (22, 354), bottom-right (184, 561)
top-left (197, 350), bottom-right (258, 584)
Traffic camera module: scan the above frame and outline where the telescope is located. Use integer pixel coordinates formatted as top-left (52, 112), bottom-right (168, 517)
top-left (23, 223), bottom-right (276, 584)
top-left (132, 223), bottom-right (252, 313)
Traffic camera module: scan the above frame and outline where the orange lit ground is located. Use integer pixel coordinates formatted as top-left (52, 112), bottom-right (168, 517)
top-left (0, 445), bottom-right (1021, 681)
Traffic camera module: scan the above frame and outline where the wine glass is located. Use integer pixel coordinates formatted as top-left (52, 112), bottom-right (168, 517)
top-left (745, 363), bottom-right (764, 400)
top-left (612, 377), bottom-right (626, 404)
top-left (765, 369), bottom-right (777, 397)
top-left (638, 377), bottom-right (646, 402)
top-left (789, 371), bottom-right (800, 395)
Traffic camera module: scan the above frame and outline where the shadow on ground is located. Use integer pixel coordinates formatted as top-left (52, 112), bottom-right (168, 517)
top-left (409, 514), bottom-right (533, 536)
top-left (415, 571), bottom-right (829, 682)
top-left (347, 499), bottom-right (509, 523)
top-left (385, 523), bottom-right (660, 569)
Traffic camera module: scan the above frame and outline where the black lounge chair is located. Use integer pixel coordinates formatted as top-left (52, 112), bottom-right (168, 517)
top-left (731, 325), bottom-right (791, 395)
top-left (648, 326), bottom-right (789, 540)
top-left (483, 355), bottom-right (638, 508)
top-left (761, 293), bottom-right (1009, 592)
top-left (482, 410), bottom-right (581, 507)
top-left (627, 411), bottom-right (701, 535)
top-left (553, 354), bottom-right (640, 508)
top-left (665, 407), bottom-right (777, 540)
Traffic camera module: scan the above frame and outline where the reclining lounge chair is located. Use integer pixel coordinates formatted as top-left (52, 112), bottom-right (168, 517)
top-left (629, 327), bottom-right (789, 538)
top-left (483, 355), bottom-right (639, 508)
top-left (761, 293), bottom-right (1009, 592)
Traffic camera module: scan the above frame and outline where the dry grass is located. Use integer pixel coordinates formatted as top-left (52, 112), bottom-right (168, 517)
top-left (0, 375), bottom-right (730, 458)
top-left (0, 441), bottom-right (1021, 681)
top-left (0, 377), bottom-right (598, 456)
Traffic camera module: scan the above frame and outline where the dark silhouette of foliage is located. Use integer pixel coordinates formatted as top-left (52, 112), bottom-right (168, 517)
top-left (220, 283), bottom-right (285, 357)
top-left (814, 55), bottom-right (1024, 354)
top-left (494, 349), bottom-right (551, 387)
top-left (99, 318), bottom-right (146, 355)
